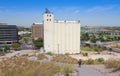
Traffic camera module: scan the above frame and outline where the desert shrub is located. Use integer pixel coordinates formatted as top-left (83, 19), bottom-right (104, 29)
top-left (37, 54), bottom-right (47, 60)
top-left (0, 56), bottom-right (60, 76)
top-left (111, 44), bottom-right (120, 49)
top-left (21, 54), bottom-right (29, 57)
top-left (83, 58), bottom-right (105, 65)
top-left (46, 52), bottom-right (53, 56)
top-left (36, 62), bottom-right (60, 76)
top-left (104, 59), bottom-right (120, 72)
top-left (95, 58), bottom-right (104, 63)
top-left (0, 52), bottom-right (5, 56)
top-left (52, 55), bottom-right (78, 64)
top-left (103, 46), bottom-right (107, 50)
top-left (65, 53), bottom-right (70, 56)
top-left (83, 59), bottom-right (95, 64)
top-left (61, 64), bottom-right (74, 76)
top-left (82, 52), bottom-right (88, 56)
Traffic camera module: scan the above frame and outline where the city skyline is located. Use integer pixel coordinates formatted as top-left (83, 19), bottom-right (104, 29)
top-left (0, 0), bottom-right (120, 27)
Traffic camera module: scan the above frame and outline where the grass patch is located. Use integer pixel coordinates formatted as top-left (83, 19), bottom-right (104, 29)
top-left (83, 58), bottom-right (104, 65)
top-left (81, 47), bottom-right (93, 51)
top-left (104, 59), bottom-right (120, 72)
top-left (111, 44), bottom-right (120, 49)
top-left (81, 45), bottom-right (106, 53)
top-left (52, 55), bottom-right (78, 64)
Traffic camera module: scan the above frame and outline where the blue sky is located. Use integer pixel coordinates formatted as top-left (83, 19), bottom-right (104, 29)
top-left (0, 0), bottom-right (120, 27)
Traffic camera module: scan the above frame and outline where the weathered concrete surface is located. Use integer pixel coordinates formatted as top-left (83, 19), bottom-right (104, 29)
top-left (75, 65), bottom-right (109, 76)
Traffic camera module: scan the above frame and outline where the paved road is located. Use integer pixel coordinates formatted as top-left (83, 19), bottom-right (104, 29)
top-left (75, 65), bottom-right (109, 76)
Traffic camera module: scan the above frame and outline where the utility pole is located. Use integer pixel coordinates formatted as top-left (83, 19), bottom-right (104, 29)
top-left (57, 44), bottom-right (59, 55)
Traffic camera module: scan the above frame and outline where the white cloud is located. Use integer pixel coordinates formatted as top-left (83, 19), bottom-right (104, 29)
top-left (87, 5), bottom-right (117, 13)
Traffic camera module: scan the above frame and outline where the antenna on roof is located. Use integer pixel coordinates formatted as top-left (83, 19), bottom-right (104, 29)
top-left (45, 8), bottom-right (51, 13)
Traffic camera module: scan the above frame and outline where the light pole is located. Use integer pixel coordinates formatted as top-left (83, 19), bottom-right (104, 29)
top-left (57, 44), bottom-right (59, 55)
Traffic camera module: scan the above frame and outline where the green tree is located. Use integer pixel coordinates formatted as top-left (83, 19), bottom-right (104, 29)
top-left (4, 46), bottom-right (10, 53)
top-left (23, 37), bottom-right (28, 44)
top-left (81, 33), bottom-right (90, 41)
top-left (33, 38), bottom-right (43, 49)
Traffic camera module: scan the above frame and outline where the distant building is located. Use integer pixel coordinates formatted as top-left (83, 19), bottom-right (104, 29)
top-left (0, 23), bottom-right (7, 25)
top-left (18, 31), bottom-right (31, 35)
top-left (43, 9), bottom-right (80, 54)
top-left (32, 23), bottom-right (43, 40)
top-left (0, 25), bottom-right (18, 44)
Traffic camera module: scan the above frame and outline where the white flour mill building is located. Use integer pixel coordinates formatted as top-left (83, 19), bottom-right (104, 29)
top-left (43, 9), bottom-right (80, 54)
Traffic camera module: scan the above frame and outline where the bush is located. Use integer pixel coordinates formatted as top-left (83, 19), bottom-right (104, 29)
top-left (83, 59), bottom-right (95, 64)
top-left (82, 52), bottom-right (88, 56)
top-left (21, 54), bottom-right (29, 57)
top-left (61, 64), bottom-right (74, 76)
top-left (46, 52), bottom-right (53, 56)
top-left (83, 58), bottom-right (105, 65)
top-left (65, 53), bottom-right (70, 56)
top-left (12, 43), bottom-right (21, 50)
top-left (95, 58), bottom-right (104, 63)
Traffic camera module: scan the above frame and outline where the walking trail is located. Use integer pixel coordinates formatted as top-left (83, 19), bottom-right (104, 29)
top-left (45, 55), bottom-right (109, 76)
top-left (75, 65), bottom-right (109, 76)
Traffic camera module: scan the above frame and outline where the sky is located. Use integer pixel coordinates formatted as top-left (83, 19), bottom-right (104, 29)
top-left (0, 0), bottom-right (120, 27)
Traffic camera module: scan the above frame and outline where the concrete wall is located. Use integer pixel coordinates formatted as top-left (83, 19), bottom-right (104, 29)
top-left (43, 13), bottom-right (54, 52)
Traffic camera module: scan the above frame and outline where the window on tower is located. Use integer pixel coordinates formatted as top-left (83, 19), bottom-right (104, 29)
top-left (47, 19), bottom-right (49, 21)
